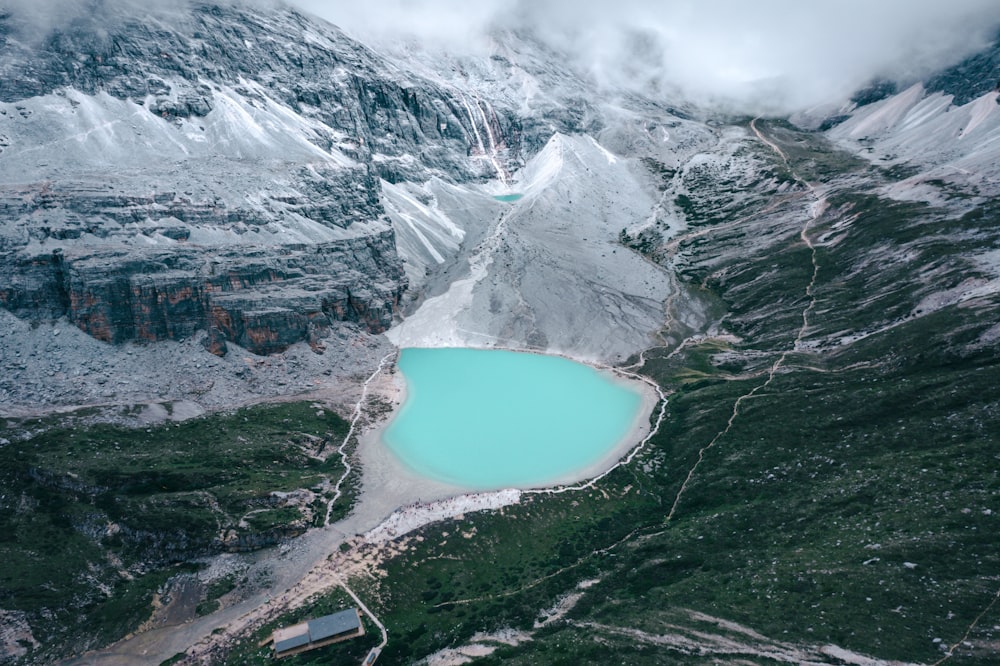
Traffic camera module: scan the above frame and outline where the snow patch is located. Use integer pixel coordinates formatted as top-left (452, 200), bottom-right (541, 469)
top-left (588, 135), bottom-right (619, 164)
top-left (0, 610), bottom-right (39, 661)
top-left (830, 86), bottom-right (1000, 186)
top-left (838, 83), bottom-right (926, 139)
top-left (365, 490), bottom-right (522, 543)
top-left (819, 644), bottom-right (916, 666)
top-left (516, 133), bottom-right (566, 196)
top-left (960, 92), bottom-right (1000, 138)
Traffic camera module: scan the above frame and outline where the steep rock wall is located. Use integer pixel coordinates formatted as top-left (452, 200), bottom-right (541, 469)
top-left (0, 2), bottom-right (524, 354)
top-left (0, 231), bottom-right (405, 356)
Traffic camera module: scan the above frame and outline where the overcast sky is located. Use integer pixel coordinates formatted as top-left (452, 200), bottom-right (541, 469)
top-left (290, 0), bottom-right (1000, 112)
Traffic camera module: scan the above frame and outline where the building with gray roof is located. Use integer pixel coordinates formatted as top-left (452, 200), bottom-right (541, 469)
top-left (270, 608), bottom-right (364, 658)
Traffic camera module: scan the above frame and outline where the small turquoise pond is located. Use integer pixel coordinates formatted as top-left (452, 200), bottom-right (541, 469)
top-left (493, 193), bottom-right (524, 202)
top-left (383, 348), bottom-right (644, 489)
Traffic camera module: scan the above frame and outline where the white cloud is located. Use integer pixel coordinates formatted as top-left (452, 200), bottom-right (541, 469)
top-left (291, 0), bottom-right (1000, 112)
top-left (5, 0), bottom-right (998, 112)
top-left (291, 0), bottom-right (503, 53)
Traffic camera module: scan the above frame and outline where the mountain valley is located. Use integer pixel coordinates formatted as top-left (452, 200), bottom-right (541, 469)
top-left (1, 3), bottom-right (999, 665)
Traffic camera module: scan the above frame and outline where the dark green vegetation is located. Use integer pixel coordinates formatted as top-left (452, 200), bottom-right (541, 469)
top-left (196, 573), bottom-right (240, 617)
top-left (0, 402), bottom-right (351, 662)
top-left (282, 123), bottom-right (999, 664)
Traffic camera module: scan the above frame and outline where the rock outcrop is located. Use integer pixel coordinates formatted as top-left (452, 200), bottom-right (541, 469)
top-left (1, 231), bottom-right (404, 356)
top-left (0, 2), bottom-right (521, 355)
top-left (0, 166), bottom-right (406, 355)
top-left (0, 3), bottom-right (521, 182)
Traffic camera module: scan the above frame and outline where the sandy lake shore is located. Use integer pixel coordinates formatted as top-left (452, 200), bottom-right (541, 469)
top-left (64, 354), bottom-right (663, 665)
top-left (357, 360), bottom-right (660, 497)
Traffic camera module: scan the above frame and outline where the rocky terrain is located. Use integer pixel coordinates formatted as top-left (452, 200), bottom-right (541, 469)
top-left (0, 0), bottom-right (715, 411)
top-left (0, 1), bottom-right (521, 371)
top-left (2, 2), bottom-right (1000, 665)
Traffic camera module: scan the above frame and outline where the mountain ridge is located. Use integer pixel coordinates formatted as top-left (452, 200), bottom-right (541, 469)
top-left (0, 1), bottom-right (524, 360)
top-left (1, 3), bottom-right (999, 665)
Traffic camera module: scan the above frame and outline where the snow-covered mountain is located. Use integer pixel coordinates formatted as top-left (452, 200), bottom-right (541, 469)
top-left (2, 0), bottom-right (999, 407)
top-left (0, 0), bottom-right (716, 410)
top-left (3, 3), bottom-right (1000, 665)
top-left (0, 1), bottom-right (519, 361)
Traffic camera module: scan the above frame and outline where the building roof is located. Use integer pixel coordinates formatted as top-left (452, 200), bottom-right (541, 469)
top-left (273, 629), bottom-right (310, 654)
top-left (308, 609), bottom-right (361, 641)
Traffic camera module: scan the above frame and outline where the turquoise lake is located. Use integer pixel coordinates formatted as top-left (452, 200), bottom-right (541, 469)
top-left (382, 348), bottom-right (644, 489)
top-left (493, 193), bottom-right (524, 202)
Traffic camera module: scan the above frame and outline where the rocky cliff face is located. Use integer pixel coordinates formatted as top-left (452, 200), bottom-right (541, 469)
top-left (0, 165), bottom-right (406, 355)
top-left (0, 3), bottom-right (521, 181)
top-left (0, 2), bottom-right (520, 356)
top-left (1, 230), bottom-right (404, 356)
top-left (925, 30), bottom-right (1000, 105)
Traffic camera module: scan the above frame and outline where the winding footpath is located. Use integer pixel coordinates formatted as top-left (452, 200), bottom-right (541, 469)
top-left (932, 585), bottom-right (1000, 664)
top-left (324, 351), bottom-right (398, 527)
top-left (322, 352), bottom-right (397, 663)
top-left (526, 366), bottom-right (667, 496)
top-left (666, 118), bottom-right (823, 522)
top-left (167, 346), bottom-right (666, 664)
top-left (337, 575), bottom-right (388, 665)
top-left (662, 118), bottom-right (1000, 662)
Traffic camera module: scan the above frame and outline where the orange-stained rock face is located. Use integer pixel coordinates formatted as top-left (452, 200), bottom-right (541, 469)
top-left (166, 286), bottom-right (195, 306)
top-left (2, 230), bottom-right (407, 356)
top-left (246, 326), bottom-right (279, 346)
top-left (80, 310), bottom-right (114, 343)
top-left (208, 306), bottom-right (236, 338)
top-left (202, 327), bottom-right (229, 357)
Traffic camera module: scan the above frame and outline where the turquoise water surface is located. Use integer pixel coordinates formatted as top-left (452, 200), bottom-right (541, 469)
top-left (493, 193), bottom-right (524, 202)
top-left (383, 348), bottom-right (643, 489)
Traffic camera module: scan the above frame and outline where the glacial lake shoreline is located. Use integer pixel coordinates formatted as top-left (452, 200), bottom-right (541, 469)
top-left (360, 347), bottom-right (659, 497)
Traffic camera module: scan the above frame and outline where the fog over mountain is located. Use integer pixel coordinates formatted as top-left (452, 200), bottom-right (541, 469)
top-left (4, 0), bottom-right (1000, 663)
top-left (297, 0), bottom-right (1000, 112)
top-left (4, 0), bottom-right (999, 111)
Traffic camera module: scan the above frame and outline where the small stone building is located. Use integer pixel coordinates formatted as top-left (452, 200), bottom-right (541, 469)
top-left (270, 608), bottom-right (364, 658)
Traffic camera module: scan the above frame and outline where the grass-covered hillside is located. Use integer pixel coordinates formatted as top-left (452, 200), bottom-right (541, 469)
top-left (265, 120), bottom-right (1000, 665)
top-left (0, 402), bottom-right (351, 662)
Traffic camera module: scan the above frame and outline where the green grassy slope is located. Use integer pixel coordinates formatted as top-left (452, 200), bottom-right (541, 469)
top-left (0, 402), bottom-right (351, 661)
top-left (310, 122), bottom-right (1000, 665)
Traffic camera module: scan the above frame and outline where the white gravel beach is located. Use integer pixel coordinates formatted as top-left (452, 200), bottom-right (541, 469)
top-left (356, 360), bottom-right (661, 505)
top-left (70, 354), bottom-right (663, 666)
